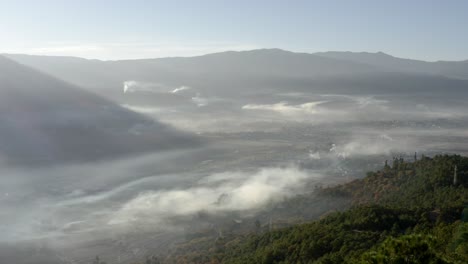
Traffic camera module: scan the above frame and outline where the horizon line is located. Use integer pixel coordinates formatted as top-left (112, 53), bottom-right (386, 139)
top-left (2, 48), bottom-right (468, 63)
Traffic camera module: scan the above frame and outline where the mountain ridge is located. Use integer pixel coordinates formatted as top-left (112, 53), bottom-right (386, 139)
top-left (3, 49), bottom-right (468, 104)
top-left (0, 55), bottom-right (198, 166)
top-left (4, 49), bottom-right (468, 63)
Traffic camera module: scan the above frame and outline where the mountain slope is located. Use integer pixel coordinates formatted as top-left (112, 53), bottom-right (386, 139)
top-left (5, 49), bottom-right (468, 103)
top-left (3, 49), bottom-right (380, 95)
top-left (163, 155), bottom-right (468, 263)
top-left (316, 51), bottom-right (468, 80)
top-left (0, 55), bottom-right (198, 166)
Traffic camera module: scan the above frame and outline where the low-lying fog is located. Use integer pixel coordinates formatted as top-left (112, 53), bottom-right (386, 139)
top-left (2, 79), bottom-right (468, 263)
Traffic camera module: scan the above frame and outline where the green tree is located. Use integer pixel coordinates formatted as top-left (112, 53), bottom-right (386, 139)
top-left (359, 234), bottom-right (450, 264)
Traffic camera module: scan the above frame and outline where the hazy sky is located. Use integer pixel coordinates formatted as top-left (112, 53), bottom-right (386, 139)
top-left (1, 0), bottom-right (467, 61)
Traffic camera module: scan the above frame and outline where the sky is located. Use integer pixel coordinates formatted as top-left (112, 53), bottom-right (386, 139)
top-left (0, 0), bottom-right (467, 61)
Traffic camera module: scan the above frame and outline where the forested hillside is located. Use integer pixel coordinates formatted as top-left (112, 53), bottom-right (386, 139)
top-left (159, 155), bottom-right (467, 263)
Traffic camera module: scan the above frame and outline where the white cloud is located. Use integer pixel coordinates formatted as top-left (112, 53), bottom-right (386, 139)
top-left (308, 151), bottom-right (321, 160)
top-left (123, 80), bottom-right (138, 93)
top-left (321, 94), bottom-right (389, 110)
top-left (354, 96), bottom-right (389, 109)
top-left (192, 93), bottom-right (208, 107)
top-left (109, 167), bottom-right (318, 226)
top-left (171, 86), bottom-right (191, 94)
top-left (329, 134), bottom-right (412, 159)
top-left (122, 80), bottom-right (166, 93)
top-left (121, 104), bottom-right (166, 114)
top-left (242, 101), bottom-right (328, 116)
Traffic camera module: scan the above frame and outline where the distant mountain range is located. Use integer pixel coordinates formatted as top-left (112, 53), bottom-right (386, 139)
top-left (4, 49), bottom-right (468, 101)
top-left (0, 56), bottom-right (198, 166)
top-left (315, 51), bottom-right (468, 80)
top-left (1, 49), bottom-right (467, 165)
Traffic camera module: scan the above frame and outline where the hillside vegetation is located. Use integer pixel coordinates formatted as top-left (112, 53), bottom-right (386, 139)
top-left (160, 155), bottom-right (467, 263)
